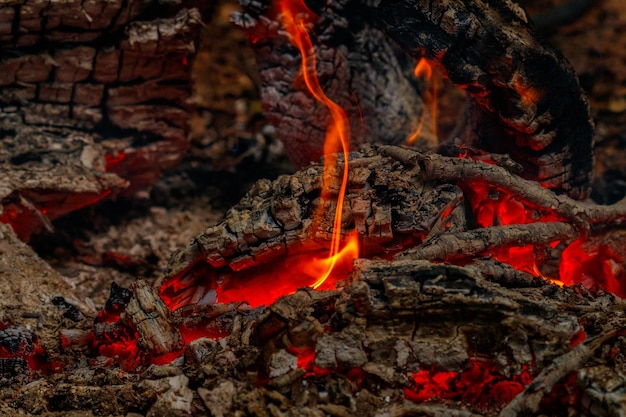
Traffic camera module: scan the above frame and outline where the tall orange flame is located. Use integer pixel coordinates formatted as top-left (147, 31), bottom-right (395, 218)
top-left (277, 0), bottom-right (358, 289)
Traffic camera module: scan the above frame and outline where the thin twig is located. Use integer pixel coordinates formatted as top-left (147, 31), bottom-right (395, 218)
top-left (498, 330), bottom-right (617, 417)
top-left (380, 146), bottom-right (626, 228)
top-left (395, 222), bottom-right (576, 261)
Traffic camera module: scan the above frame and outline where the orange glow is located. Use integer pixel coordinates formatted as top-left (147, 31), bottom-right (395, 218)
top-left (277, 0), bottom-right (358, 289)
top-left (407, 58), bottom-right (438, 144)
top-left (159, 232), bottom-right (360, 310)
top-left (559, 238), bottom-right (626, 297)
top-left (512, 75), bottom-right (542, 106)
top-left (465, 179), bottom-right (564, 280)
top-left (405, 360), bottom-right (533, 408)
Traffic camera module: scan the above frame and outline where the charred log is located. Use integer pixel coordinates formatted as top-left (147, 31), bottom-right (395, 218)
top-left (161, 146), bottom-right (467, 309)
top-left (33, 258), bottom-right (626, 416)
top-left (237, 0), bottom-right (594, 199)
top-left (233, 0), bottom-right (432, 169)
top-left (0, 0), bottom-right (211, 241)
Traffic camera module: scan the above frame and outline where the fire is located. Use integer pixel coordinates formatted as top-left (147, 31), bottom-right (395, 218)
top-left (560, 238), bottom-right (626, 297)
top-left (464, 178), bottom-right (564, 278)
top-left (404, 360), bottom-right (533, 409)
top-left (277, 0), bottom-right (358, 289)
top-left (160, 231), bottom-right (360, 309)
top-left (407, 58), bottom-right (438, 144)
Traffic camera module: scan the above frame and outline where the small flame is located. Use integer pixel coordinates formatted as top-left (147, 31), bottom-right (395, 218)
top-left (278, 0), bottom-right (358, 289)
top-left (407, 58), bottom-right (438, 144)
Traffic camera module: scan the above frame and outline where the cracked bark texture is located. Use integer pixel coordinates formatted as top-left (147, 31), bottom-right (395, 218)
top-left (234, 0), bottom-right (432, 169)
top-left (0, 0), bottom-right (212, 241)
top-left (161, 146), bottom-right (466, 309)
top-left (26, 260), bottom-right (626, 416)
top-left (238, 0), bottom-right (594, 199)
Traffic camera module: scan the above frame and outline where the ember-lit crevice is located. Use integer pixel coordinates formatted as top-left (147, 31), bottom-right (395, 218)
top-left (560, 238), bottom-right (626, 298)
top-left (462, 178), bottom-right (566, 277)
top-left (0, 324), bottom-right (58, 381)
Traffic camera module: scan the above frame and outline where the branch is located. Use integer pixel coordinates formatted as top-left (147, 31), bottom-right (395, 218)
top-left (380, 146), bottom-right (626, 228)
top-left (395, 222), bottom-right (576, 262)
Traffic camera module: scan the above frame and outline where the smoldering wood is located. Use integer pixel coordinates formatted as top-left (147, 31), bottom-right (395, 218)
top-left (344, 0), bottom-right (595, 199)
top-left (395, 222), bottom-right (577, 262)
top-left (147, 262), bottom-right (626, 415)
top-left (162, 146), bottom-right (468, 305)
top-left (162, 143), bottom-right (626, 305)
top-left (499, 331), bottom-right (619, 417)
top-left (238, 0), bottom-right (594, 199)
top-left (125, 280), bottom-right (184, 357)
top-left (233, 0), bottom-right (432, 169)
top-left (0, 0), bottom-right (209, 241)
top-left (465, 258), bottom-right (548, 288)
top-left (382, 146), bottom-right (626, 228)
top-left (4, 215), bottom-right (626, 415)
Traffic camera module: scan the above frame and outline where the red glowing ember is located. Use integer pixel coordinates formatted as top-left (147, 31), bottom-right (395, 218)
top-left (560, 238), bottom-right (626, 297)
top-left (405, 360), bottom-right (533, 410)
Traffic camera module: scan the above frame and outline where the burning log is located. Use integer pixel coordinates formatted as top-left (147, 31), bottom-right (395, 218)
top-left (0, 0), bottom-right (211, 241)
top-left (37, 256), bottom-right (626, 416)
top-left (160, 144), bottom-right (626, 310)
top-left (236, 0), bottom-right (594, 199)
top-left (161, 146), bottom-right (467, 309)
top-left (232, 0), bottom-right (432, 169)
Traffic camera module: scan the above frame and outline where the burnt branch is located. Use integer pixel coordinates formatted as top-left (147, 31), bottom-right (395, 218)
top-left (499, 330), bottom-right (619, 417)
top-left (381, 146), bottom-right (626, 228)
top-left (0, 1), bottom-right (210, 241)
top-left (395, 222), bottom-right (577, 262)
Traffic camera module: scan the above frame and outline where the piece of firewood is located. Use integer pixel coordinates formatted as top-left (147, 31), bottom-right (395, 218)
top-left (233, 0), bottom-right (433, 169)
top-left (237, 0), bottom-right (594, 199)
top-left (0, 1), bottom-right (210, 241)
top-left (125, 280), bottom-right (184, 358)
top-left (162, 146), bottom-right (467, 308)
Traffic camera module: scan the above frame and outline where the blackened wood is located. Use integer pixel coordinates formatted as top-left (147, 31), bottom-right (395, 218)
top-left (244, 0), bottom-right (594, 199)
top-left (0, 1), bottom-right (210, 241)
top-left (162, 146), bottom-right (467, 307)
top-left (355, 0), bottom-right (595, 199)
top-left (125, 281), bottom-right (184, 358)
top-left (234, 0), bottom-right (432, 169)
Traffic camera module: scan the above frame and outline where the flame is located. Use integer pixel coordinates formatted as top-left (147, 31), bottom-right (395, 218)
top-left (277, 0), bottom-right (358, 289)
top-left (512, 75), bottom-right (542, 106)
top-left (407, 58), bottom-right (438, 144)
top-left (158, 231), bottom-right (361, 309)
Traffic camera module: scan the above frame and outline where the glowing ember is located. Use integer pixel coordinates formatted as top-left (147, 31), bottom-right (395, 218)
top-left (407, 58), bottom-right (438, 144)
top-left (405, 360), bottom-right (533, 409)
top-left (0, 325), bottom-right (58, 376)
top-left (464, 178), bottom-right (564, 277)
top-left (560, 238), bottom-right (626, 298)
top-left (160, 232), bottom-right (359, 310)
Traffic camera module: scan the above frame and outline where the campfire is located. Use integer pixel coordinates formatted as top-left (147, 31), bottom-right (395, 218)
top-left (2, 0), bottom-right (626, 416)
